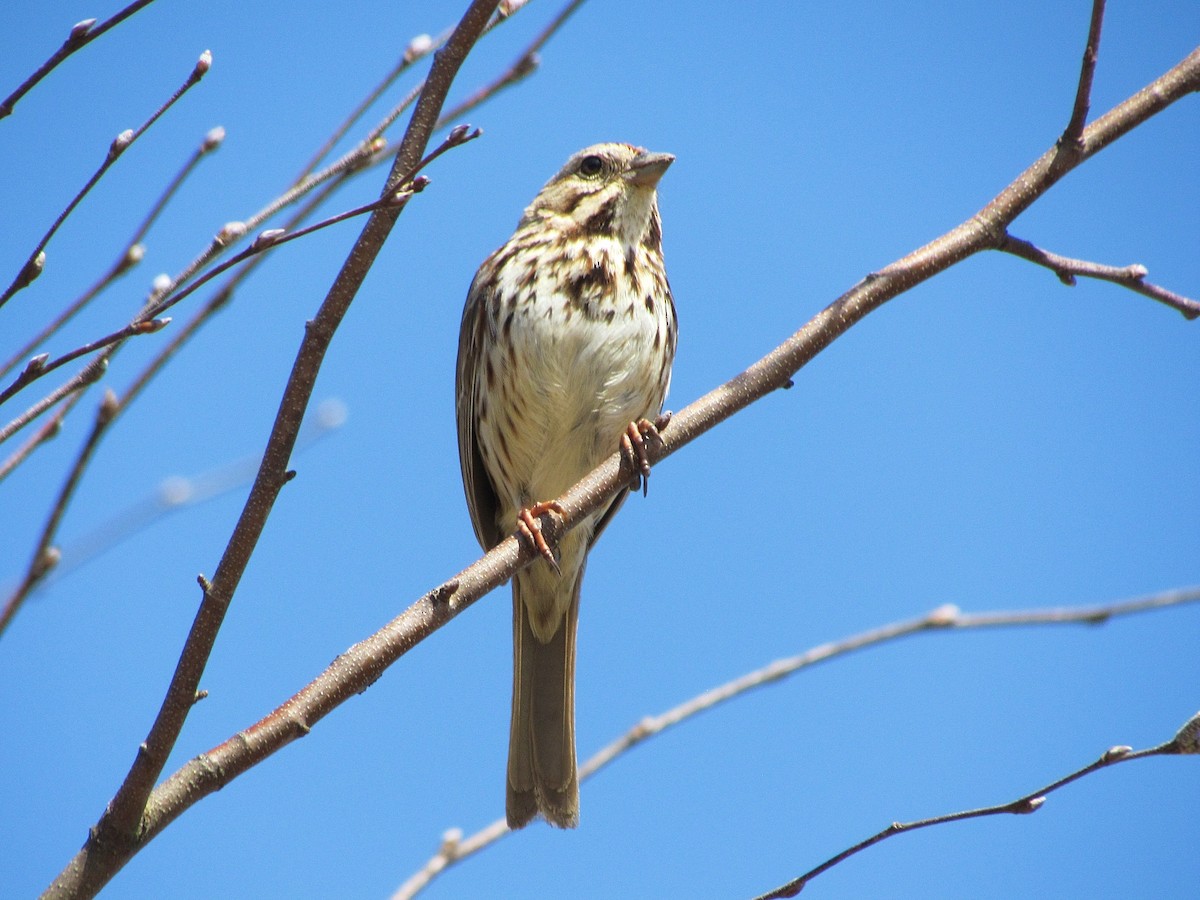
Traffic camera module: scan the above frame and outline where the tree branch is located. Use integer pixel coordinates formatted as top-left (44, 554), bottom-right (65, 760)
top-left (40, 4), bottom-right (502, 898)
top-left (1061, 0), bottom-right (1106, 148)
top-left (0, 0), bottom-right (160, 120)
top-left (754, 710), bottom-right (1200, 899)
top-left (0, 51), bottom-right (210, 310)
top-left (393, 587), bottom-right (1200, 899)
top-left (998, 233), bottom-right (1200, 319)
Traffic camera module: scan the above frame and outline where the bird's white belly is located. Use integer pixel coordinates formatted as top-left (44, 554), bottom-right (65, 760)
top-left (491, 286), bottom-right (664, 510)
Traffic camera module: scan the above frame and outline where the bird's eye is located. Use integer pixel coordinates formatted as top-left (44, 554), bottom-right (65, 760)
top-left (578, 155), bottom-right (604, 177)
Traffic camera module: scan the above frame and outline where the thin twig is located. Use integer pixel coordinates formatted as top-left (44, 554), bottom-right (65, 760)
top-left (392, 588), bottom-right (1200, 899)
top-left (0, 392), bottom-right (79, 483)
top-left (998, 233), bottom-right (1200, 319)
top-left (1061, 0), bottom-right (1106, 147)
top-left (0, 126), bottom-right (224, 383)
top-left (753, 709), bottom-right (1200, 900)
top-left (41, 4), bottom-right (503, 897)
top-left (436, 0), bottom-right (589, 125)
top-left (0, 124), bottom-right (472, 639)
top-left (0, 390), bottom-right (119, 636)
top-left (0, 318), bottom-right (170, 407)
top-left (147, 182), bottom-right (428, 319)
top-left (293, 0), bottom-right (535, 181)
top-left (0, 51), bottom-right (211, 310)
top-left (143, 123), bottom-right (486, 322)
top-left (0, 357), bottom-right (107, 447)
top-left (0, 0), bottom-right (160, 120)
top-left (293, 31), bottom-right (445, 182)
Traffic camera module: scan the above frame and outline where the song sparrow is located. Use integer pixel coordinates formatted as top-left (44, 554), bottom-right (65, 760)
top-left (456, 143), bottom-right (676, 828)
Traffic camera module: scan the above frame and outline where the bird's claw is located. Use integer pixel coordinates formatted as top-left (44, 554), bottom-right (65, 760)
top-left (621, 416), bottom-right (668, 497)
top-left (517, 502), bottom-right (564, 573)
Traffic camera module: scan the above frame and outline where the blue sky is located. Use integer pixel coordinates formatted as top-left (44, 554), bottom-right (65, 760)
top-left (2, 1), bottom-right (1197, 898)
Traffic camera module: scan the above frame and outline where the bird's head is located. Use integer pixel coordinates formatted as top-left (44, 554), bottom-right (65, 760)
top-left (520, 142), bottom-right (674, 250)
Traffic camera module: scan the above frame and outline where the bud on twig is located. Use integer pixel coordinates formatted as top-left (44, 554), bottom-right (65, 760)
top-left (22, 353), bottom-right (50, 377)
top-left (68, 20), bottom-right (96, 42)
top-left (194, 50), bottom-right (213, 78)
top-left (202, 126), bottom-right (226, 152)
top-left (133, 317), bottom-right (172, 335)
top-left (16, 251), bottom-right (46, 290)
top-left (404, 34), bottom-right (433, 63)
top-left (33, 546), bottom-right (61, 579)
top-left (251, 229), bottom-right (286, 252)
top-left (109, 129), bottom-right (134, 159)
top-left (98, 388), bottom-right (121, 423)
top-left (215, 221), bottom-right (247, 247)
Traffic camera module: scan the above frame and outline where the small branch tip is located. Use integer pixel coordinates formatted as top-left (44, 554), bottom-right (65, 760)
top-left (202, 126), bottom-right (226, 151)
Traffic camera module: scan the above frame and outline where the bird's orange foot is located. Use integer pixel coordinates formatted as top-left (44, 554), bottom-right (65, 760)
top-left (517, 501), bottom-right (565, 573)
top-left (621, 413), bottom-right (670, 497)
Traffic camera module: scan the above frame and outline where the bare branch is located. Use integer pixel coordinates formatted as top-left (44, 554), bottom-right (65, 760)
top-left (293, 31), bottom-right (444, 182)
top-left (0, 51), bottom-right (211, 310)
top-left (753, 710), bottom-right (1200, 899)
top-left (0, 392), bottom-right (77, 483)
top-left (41, 4), bottom-right (503, 896)
top-left (393, 587), bottom-right (1200, 899)
top-left (436, 0), bottom-right (589, 125)
top-left (998, 233), bottom-right (1200, 319)
top-left (0, 132), bottom-right (458, 413)
top-left (0, 356), bottom-right (107, 448)
top-left (0, 126), bottom-right (223, 383)
top-left (0, 1), bottom-right (160, 120)
top-left (0, 389), bottom-right (118, 636)
top-left (0, 319), bottom-right (170, 406)
top-left (1061, 0), bottom-right (1106, 147)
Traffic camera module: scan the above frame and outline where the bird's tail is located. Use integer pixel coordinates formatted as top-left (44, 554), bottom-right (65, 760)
top-left (506, 566), bottom-right (582, 829)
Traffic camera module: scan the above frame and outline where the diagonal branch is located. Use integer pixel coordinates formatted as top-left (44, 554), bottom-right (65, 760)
top-left (754, 709), bottom-right (1200, 899)
top-left (0, 51), bottom-right (211, 311)
top-left (0, 1), bottom-right (160, 120)
top-left (393, 587), bottom-right (1200, 899)
top-left (0, 126), bottom-right (226, 384)
top-left (40, 4), bottom-right (503, 899)
top-left (997, 234), bottom-right (1200, 319)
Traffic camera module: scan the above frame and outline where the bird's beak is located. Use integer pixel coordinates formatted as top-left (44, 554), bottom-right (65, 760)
top-left (626, 151), bottom-right (675, 187)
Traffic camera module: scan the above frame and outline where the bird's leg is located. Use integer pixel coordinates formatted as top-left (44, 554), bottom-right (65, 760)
top-left (517, 501), bottom-right (565, 573)
top-left (620, 412), bottom-right (671, 497)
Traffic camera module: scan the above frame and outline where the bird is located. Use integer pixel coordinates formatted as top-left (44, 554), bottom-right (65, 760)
top-left (455, 142), bottom-right (676, 828)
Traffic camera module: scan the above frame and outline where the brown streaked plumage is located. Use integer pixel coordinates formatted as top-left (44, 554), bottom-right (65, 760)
top-left (456, 143), bottom-right (676, 829)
